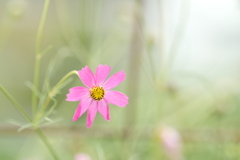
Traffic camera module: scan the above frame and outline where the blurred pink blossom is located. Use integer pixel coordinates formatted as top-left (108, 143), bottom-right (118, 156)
top-left (74, 153), bottom-right (91, 160)
top-left (159, 126), bottom-right (184, 160)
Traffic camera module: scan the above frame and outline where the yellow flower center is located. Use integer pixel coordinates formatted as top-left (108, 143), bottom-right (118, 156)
top-left (90, 87), bottom-right (105, 101)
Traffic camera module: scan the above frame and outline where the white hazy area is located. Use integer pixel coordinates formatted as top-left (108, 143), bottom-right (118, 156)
top-left (145, 0), bottom-right (240, 91)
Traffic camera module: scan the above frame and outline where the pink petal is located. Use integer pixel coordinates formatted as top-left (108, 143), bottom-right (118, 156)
top-left (86, 100), bottom-right (98, 128)
top-left (78, 66), bottom-right (96, 88)
top-left (72, 103), bottom-right (81, 121)
top-left (95, 64), bottom-right (111, 86)
top-left (104, 91), bottom-right (128, 107)
top-left (103, 71), bottom-right (126, 90)
top-left (66, 87), bottom-right (89, 101)
top-left (98, 99), bottom-right (110, 121)
top-left (72, 97), bottom-right (93, 121)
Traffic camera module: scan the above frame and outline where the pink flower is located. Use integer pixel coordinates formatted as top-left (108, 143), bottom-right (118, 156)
top-left (159, 126), bottom-right (184, 160)
top-left (66, 65), bottom-right (128, 128)
top-left (74, 153), bottom-right (91, 160)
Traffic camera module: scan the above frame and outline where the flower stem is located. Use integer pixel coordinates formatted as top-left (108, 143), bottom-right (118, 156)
top-left (35, 70), bottom-right (79, 122)
top-left (0, 85), bottom-right (60, 160)
top-left (53, 70), bottom-right (79, 90)
top-left (34, 127), bottom-right (60, 160)
top-left (125, 0), bottom-right (143, 127)
top-left (0, 85), bottom-right (32, 122)
top-left (32, 0), bottom-right (50, 116)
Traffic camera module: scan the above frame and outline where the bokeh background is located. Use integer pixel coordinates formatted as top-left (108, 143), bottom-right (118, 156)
top-left (1, 0), bottom-right (240, 159)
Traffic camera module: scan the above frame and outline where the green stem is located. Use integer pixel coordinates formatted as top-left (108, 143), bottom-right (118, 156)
top-left (44, 70), bottom-right (78, 111)
top-left (161, 0), bottom-right (191, 85)
top-left (125, 0), bottom-right (143, 127)
top-left (35, 127), bottom-right (59, 160)
top-left (35, 70), bottom-right (79, 122)
top-left (0, 85), bottom-right (60, 160)
top-left (41, 45), bottom-right (53, 56)
top-left (32, 0), bottom-right (50, 116)
top-left (53, 70), bottom-right (79, 90)
top-left (36, 0), bottom-right (50, 55)
top-left (0, 85), bottom-right (32, 122)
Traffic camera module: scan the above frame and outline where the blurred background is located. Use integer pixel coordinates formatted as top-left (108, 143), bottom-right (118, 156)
top-left (0, 0), bottom-right (240, 159)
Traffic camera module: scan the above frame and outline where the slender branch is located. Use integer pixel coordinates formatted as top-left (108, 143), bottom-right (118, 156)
top-left (35, 127), bottom-right (59, 160)
top-left (0, 85), bottom-right (60, 159)
top-left (42, 70), bottom-right (78, 112)
top-left (41, 45), bottom-right (53, 56)
top-left (161, 0), bottom-right (191, 85)
top-left (36, 0), bottom-right (50, 55)
top-left (32, 0), bottom-right (50, 116)
top-left (125, 0), bottom-right (143, 127)
top-left (0, 85), bottom-right (32, 122)
top-left (35, 70), bottom-right (79, 122)
top-left (54, 70), bottom-right (79, 90)
top-left (33, 1), bottom-right (59, 158)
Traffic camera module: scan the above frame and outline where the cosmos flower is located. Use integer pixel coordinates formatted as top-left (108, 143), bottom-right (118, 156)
top-left (66, 65), bottom-right (128, 128)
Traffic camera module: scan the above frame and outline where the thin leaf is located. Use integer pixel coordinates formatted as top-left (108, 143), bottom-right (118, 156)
top-left (39, 118), bottom-right (63, 127)
top-left (25, 81), bottom-right (42, 98)
top-left (45, 98), bottom-right (57, 117)
top-left (44, 117), bottom-right (54, 122)
top-left (17, 123), bottom-right (32, 132)
top-left (7, 119), bottom-right (23, 127)
top-left (53, 77), bottom-right (73, 96)
top-left (40, 45), bottom-right (53, 57)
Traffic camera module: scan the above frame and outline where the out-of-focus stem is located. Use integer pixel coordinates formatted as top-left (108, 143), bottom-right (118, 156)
top-left (53, 70), bottom-right (79, 90)
top-left (0, 85), bottom-right (32, 122)
top-left (35, 127), bottom-right (60, 160)
top-left (32, 0), bottom-right (50, 116)
top-left (156, 0), bottom-right (165, 82)
top-left (54, 0), bottom-right (88, 64)
top-left (35, 0), bottom-right (50, 55)
top-left (125, 0), bottom-right (143, 127)
top-left (162, 0), bottom-right (191, 85)
top-left (0, 85), bottom-right (60, 160)
top-left (35, 70), bottom-right (79, 122)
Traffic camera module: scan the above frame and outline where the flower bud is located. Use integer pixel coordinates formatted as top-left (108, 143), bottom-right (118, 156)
top-left (7, 0), bottom-right (28, 20)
